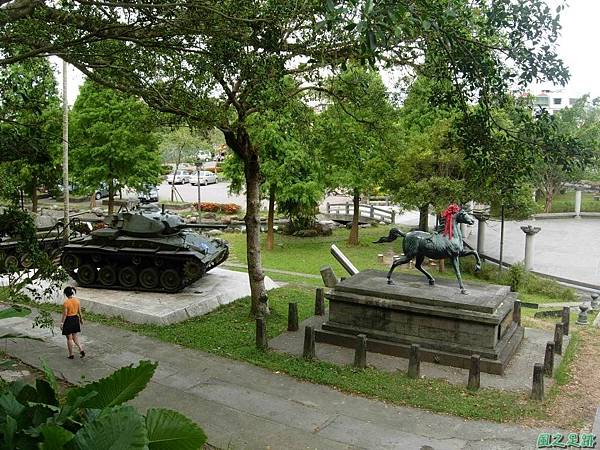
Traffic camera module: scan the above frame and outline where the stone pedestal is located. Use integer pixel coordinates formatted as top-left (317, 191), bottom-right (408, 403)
top-left (521, 225), bottom-right (541, 271)
top-left (315, 270), bottom-right (524, 375)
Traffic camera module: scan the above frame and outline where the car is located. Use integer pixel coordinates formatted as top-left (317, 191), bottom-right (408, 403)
top-left (137, 186), bottom-right (159, 203)
top-left (94, 184), bottom-right (110, 200)
top-left (190, 170), bottom-right (218, 186)
top-left (166, 170), bottom-right (191, 184)
top-left (196, 150), bottom-right (212, 162)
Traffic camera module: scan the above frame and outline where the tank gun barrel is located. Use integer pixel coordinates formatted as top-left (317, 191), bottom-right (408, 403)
top-left (177, 223), bottom-right (228, 230)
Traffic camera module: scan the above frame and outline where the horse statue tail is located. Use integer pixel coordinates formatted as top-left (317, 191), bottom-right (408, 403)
top-left (373, 227), bottom-right (405, 243)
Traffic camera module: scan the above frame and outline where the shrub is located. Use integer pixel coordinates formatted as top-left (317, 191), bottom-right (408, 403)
top-left (193, 202), bottom-right (241, 214)
top-left (0, 360), bottom-right (207, 449)
top-left (461, 259), bottom-right (576, 301)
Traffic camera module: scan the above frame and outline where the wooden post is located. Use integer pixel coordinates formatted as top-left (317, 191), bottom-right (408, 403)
top-left (561, 307), bottom-right (570, 336)
top-left (531, 363), bottom-right (544, 401)
top-left (554, 323), bottom-right (563, 355)
top-left (467, 354), bottom-right (481, 391)
top-left (256, 317), bottom-right (267, 350)
top-left (314, 288), bottom-right (325, 316)
top-left (513, 300), bottom-right (521, 326)
top-left (407, 344), bottom-right (420, 379)
top-left (390, 210), bottom-right (396, 224)
top-left (303, 326), bottom-right (315, 360)
top-left (354, 334), bottom-right (367, 369)
top-left (320, 265), bottom-right (338, 288)
top-left (438, 259), bottom-right (445, 273)
top-left (543, 341), bottom-right (554, 377)
top-left (287, 303), bottom-right (298, 332)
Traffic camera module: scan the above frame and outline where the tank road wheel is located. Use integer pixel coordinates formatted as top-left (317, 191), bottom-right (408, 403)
top-left (183, 261), bottom-right (204, 281)
top-left (5, 255), bottom-right (18, 271)
top-left (139, 267), bottom-right (159, 290)
top-left (160, 269), bottom-right (182, 293)
top-left (118, 266), bottom-right (138, 288)
top-left (98, 265), bottom-right (117, 286)
top-left (77, 264), bottom-right (97, 286)
top-left (19, 254), bottom-right (33, 269)
top-left (61, 253), bottom-right (80, 271)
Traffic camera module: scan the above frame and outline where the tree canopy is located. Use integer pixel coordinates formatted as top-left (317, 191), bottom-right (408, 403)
top-left (70, 80), bottom-right (161, 214)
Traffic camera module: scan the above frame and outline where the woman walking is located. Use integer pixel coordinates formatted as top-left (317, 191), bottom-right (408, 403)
top-left (60, 286), bottom-right (85, 359)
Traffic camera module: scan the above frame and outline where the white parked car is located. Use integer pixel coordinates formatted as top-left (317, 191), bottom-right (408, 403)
top-left (196, 150), bottom-right (212, 162)
top-left (166, 170), bottom-right (191, 184)
top-left (190, 170), bottom-right (218, 186)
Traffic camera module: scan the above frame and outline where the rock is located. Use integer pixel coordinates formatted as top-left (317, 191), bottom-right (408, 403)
top-left (315, 220), bottom-right (335, 236)
top-left (91, 207), bottom-right (104, 217)
top-left (206, 229), bottom-right (223, 236)
top-left (359, 223), bottom-right (372, 228)
top-left (34, 215), bottom-right (58, 230)
top-left (294, 229), bottom-right (318, 238)
top-left (203, 212), bottom-right (218, 220)
top-left (222, 217), bottom-right (232, 224)
top-left (188, 216), bottom-right (198, 223)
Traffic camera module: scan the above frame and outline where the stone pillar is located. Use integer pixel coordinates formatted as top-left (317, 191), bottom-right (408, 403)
top-left (531, 363), bottom-right (544, 401)
top-left (467, 354), bottom-right (481, 391)
top-left (575, 190), bottom-right (582, 217)
top-left (521, 225), bottom-right (541, 271)
top-left (354, 334), bottom-right (367, 369)
top-left (473, 211), bottom-right (489, 256)
top-left (408, 344), bottom-right (421, 379)
top-left (303, 326), bottom-right (315, 360)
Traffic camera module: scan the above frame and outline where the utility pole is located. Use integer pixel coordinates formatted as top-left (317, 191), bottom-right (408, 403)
top-left (62, 60), bottom-right (70, 242)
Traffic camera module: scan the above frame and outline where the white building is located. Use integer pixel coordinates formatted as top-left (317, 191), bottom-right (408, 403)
top-left (532, 90), bottom-right (579, 114)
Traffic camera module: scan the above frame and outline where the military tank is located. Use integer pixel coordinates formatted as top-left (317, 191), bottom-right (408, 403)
top-left (60, 207), bottom-right (229, 292)
top-left (0, 213), bottom-right (65, 272)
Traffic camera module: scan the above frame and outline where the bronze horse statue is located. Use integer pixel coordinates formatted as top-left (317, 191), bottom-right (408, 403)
top-left (374, 204), bottom-right (481, 294)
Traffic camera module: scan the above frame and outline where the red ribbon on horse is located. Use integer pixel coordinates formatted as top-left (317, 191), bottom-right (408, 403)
top-left (442, 203), bottom-right (461, 239)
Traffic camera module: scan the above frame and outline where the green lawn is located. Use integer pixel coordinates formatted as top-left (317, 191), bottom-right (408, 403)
top-left (538, 191), bottom-right (600, 213)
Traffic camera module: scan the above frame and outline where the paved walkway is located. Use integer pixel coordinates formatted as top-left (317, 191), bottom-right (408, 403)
top-left (0, 314), bottom-right (551, 450)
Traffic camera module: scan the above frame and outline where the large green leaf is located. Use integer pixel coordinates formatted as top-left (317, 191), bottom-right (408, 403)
top-left (2, 414), bottom-right (17, 449)
top-left (41, 359), bottom-right (59, 398)
top-left (38, 423), bottom-right (74, 450)
top-left (145, 408), bottom-right (207, 450)
top-left (66, 360), bottom-right (157, 409)
top-left (35, 379), bottom-right (58, 407)
top-left (72, 406), bottom-right (148, 450)
top-left (0, 392), bottom-right (24, 418)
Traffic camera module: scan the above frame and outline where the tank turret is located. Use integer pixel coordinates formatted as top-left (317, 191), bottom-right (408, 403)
top-left (60, 207), bottom-right (229, 292)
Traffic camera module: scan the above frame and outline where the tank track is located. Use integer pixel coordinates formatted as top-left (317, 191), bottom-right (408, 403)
top-left (61, 245), bottom-right (229, 293)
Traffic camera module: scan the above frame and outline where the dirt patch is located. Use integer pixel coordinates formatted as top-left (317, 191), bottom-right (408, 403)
top-left (524, 327), bottom-right (600, 431)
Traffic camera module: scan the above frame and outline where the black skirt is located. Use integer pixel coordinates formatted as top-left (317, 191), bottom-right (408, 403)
top-left (62, 315), bottom-right (81, 335)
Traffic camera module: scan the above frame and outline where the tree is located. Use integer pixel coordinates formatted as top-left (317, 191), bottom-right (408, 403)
top-left (70, 80), bottom-right (161, 214)
top-left (383, 77), bottom-right (466, 231)
top-left (158, 127), bottom-right (211, 201)
top-left (531, 97), bottom-right (600, 212)
top-left (315, 67), bottom-right (397, 244)
top-left (3, 0), bottom-right (569, 317)
top-left (0, 58), bottom-right (62, 211)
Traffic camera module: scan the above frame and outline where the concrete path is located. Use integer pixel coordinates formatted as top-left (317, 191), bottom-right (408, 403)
top-left (0, 314), bottom-right (552, 450)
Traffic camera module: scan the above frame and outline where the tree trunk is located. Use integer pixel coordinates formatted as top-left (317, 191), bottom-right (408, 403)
top-left (544, 190), bottom-right (554, 213)
top-left (245, 154), bottom-right (269, 318)
top-left (171, 148), bottom-right (182, 202)
top-left (30, 178), bottom-right (38, 213)
top-left (418, 204), bottom-right (429, 231)
top-left (266, 186), bottom-right (275, 251)
top-left (348, 188), bottom-right (360, 245)
top-left (107, 178), bottom-right (115, 215)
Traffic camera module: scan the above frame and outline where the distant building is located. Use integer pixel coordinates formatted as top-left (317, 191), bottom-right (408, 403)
top-left (532, 90), bottom-right (579, 114)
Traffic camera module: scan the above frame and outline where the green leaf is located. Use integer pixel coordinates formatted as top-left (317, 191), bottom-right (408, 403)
top-left (66, 360), bottom-right (157, 409)
top-left (73, 406), bottom-right (148, 450)
top-left (146, 408), bottom-right (207, 450)
top-left (35, 379), bottom-right (58, 407)
top-left (0, 392), bottom-right (25, 418)
top-left (39, 423), bottom-right (74, 450)
top-left (2, 414), bottom-right (17, 449)
top-left (40, 359), bottom-right (59, 398)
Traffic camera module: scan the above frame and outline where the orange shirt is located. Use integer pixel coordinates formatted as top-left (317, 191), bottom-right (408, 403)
top-left (64, 297), bottom-right (80, 316)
